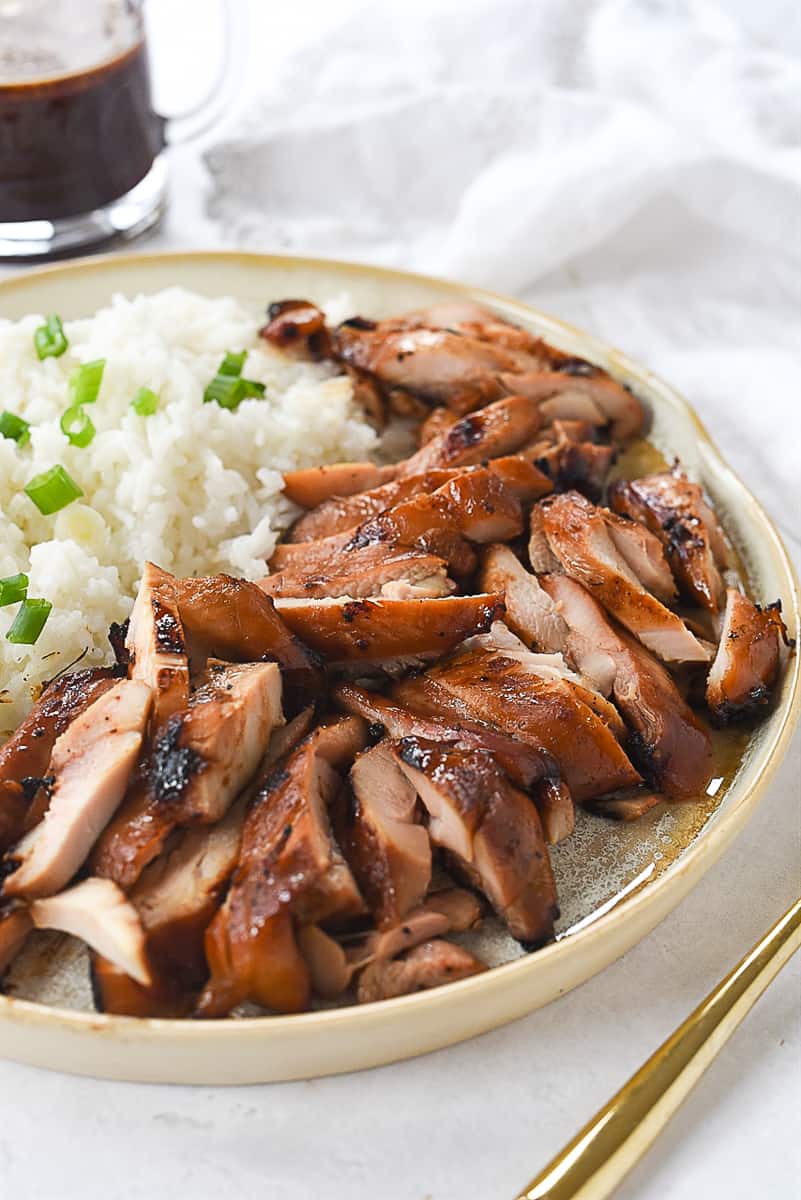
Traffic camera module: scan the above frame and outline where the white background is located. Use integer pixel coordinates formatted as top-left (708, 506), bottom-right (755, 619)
top-left (1, 2), bottom-right (799, 1198)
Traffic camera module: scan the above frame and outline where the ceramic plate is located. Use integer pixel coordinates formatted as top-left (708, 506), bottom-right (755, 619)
top-left (0, 252), bottom-right (798, 1084)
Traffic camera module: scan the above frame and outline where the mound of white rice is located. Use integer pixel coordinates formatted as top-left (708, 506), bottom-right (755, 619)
top-left (0, 287), bottom-right (377, 735)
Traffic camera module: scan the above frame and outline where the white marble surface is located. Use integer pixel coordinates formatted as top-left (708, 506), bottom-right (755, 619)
top-left (1, 3), bottom-right (800, 1198)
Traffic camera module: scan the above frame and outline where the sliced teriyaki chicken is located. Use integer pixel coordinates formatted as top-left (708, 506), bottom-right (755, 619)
top-left (196, 717), bottom-right (368, 1017)
top-left (543, 575), bottom-right (713, 798)
top-left (609, 466), bottom-right (732, 612)
top-left (286, 468), bottom-right (461, 543)
top-left (528, 505), bottom-right (562, 575)
top-left (393, 737), bottom-right (559, 945)
top-left (498, 367), bottom-right (644, 440)
top-left (282, 461), bottom-right (397, 509)
top-left (3, 680), bottom-right (153, 899)
top-left (259, 542), bottom-right (453, 602)
top-left (0, 904), bottom-right (32, 977)
top-left (480, 544), bottom-right (569, 652)
top-left (331, 320), bottom-right (521, 414)
top-left (169, 573), bottom-right (325, 715)
top-left (126, 561), bottom-right (190, 729)
top-left (519, 419), bottom-right (615, 501)
top-left (540, 492), bottom-right (711, 663)
top-left (0, 666), bottom-right (122, 853)
top-left (396, 648), bottom-right (641, 802)
top-left (259, 298), bottom-right (330, 356)
top-left (29, 877), bottom-right (150, 986)
top-left (337, 741), bottom-right (431, 929)
top-left (91, 660), bottom-right (283, 891)
top-left (706, 589), bottom-right (791, 724)
top-left (401, 394), bottom-right (543, 474)
top-left (356, 939), bottom-right (486, 1003)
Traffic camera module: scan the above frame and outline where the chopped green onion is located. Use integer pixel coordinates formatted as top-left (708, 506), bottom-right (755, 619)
top-left (219, 350), bottom-right (248, 377)
top-left (68, 358), bottom-right (105, 406)
top-left (6, 598), bottom-right (52, 645)
top-left (0, 574), bottom-right (28, 607)
top-left (60, 404), bottom-right (96, 448)
top-left (203, 350), bottom-right (266, 410)
top-left (203, 374), bottom-right (266, 411)
top-left (24, 464), bottom-right (83, 515)
top-left (0, 411), bottom-right (30, 446)
top-left (131, 387), bottom-right (159, 416)
top-left (34, 314), bottom-right (68, 360)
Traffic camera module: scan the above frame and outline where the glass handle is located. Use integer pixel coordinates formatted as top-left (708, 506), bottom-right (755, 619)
top-left (154, 0), bottom-right (247, 145)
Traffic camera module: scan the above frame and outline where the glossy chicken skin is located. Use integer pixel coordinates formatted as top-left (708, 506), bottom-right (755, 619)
top-left (196, 717), bottom-right (368, 1017)
top-left (259, 298), bottom-right (330, 356)
top-left (287, 469), bottom-right (461, 543)
top-left (609, 466), bottom-right (731, 612)
top-left (260, 542), bottom-right (453, 602)
top-left (0, 666), bottom-right (122, 853)
top-left (394, 737), bottom-right (559, 945)
top-left (282, 462), bottom-right (397, 509)
top-left (706, 590), bottom-right (790, 723)
top-left (275, 594), bottom-right (504, 666)
top-left (126, 562), bottom-right (190, 730)
top-left (540, 492), bottom-right (710, 663)
top-left (543, 575), bottom-right (713, 798)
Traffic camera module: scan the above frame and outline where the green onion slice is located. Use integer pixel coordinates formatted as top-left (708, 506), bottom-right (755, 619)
top-left (219, 350), bottom-right (248, 377)
top-left (203, 374), bottom-right (266, 410)
top-left (24, 464), bottom-right (83, 515)
top-left (60, 404), bottom-right (96, 448)
top-left (68, 359), bottom-right (105, 406)
top-left (6, 598), bottom-right (52, 645)
top-left (0, 574), bottom-right (28, 608)
top-left (0, 411), bottom-right (31, 446)
top-left (131, 387), bottom-right (159, 416)
top-left (34, 314), bottom-right (68, 360)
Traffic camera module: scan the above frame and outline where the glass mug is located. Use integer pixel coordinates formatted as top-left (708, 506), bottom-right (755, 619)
top-left (0, 0), bottom-right (242, 259)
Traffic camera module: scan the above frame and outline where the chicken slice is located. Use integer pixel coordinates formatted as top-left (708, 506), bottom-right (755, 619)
top-left (609, 466), bottom-right (731, 612)
top-left (401, 394), bottom-right (543, 474)
top-left (282, 462), bottom-right (397, 509)
top-left (126, 562), bottom-right (190, 730)
top-left (393, 737), bottom-right (558, 945)
top-left (259, 543), bottom-right (454, 602)
top-left (338, 741), bottom-right (431, 928)
top-left (541, 492), bottom-right (710, 663)
top-left (170, 572), bottom-right (325, 715)
top-left (0, 905), bottom-right (32, 977)
top-left (603, 513), bottom-right (677, 603)
top-left (259, 298), bottom-right (330, 356)
top-left (480, 544), bottom-right (569, 652)
top-left (3, 680), bottom-right (153, 899)
top-left (0, 665), bottom-right (122, 853)
top-left (706, 590), bottom-right (791, 724)
top-left (274, 594), bottom-right (504, 668)
top-left (196, 717), bottom-right (368, 1017)
top-left (529, 506), bottom-right (562, 575)
top-left (522, 419), bottom-right (616, 501)
top-left (356, 939), bottom-right (486, 1003)
top-left (286, 469), bottom-right (460, 543)
top-left (543, 575), bottom-right (713, 798)
top-left (500, 369), bottom-right (644, 439)
top-left (30, 877), bottom-right (150, 985)
top-left (418, 406), bottom-right (458, 445)
top-left (401, 648), bottom-right (641, 802)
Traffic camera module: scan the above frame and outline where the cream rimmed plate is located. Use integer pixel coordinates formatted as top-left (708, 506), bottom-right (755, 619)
top-left (0, 251), bottom-right (798, 1084)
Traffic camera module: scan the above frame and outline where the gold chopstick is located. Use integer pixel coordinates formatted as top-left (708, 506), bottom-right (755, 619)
top-left (516, 896), bottom-right (801, 1200)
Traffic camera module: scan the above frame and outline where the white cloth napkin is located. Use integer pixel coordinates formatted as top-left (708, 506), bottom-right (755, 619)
top-left (204, 0), bottom-right (801, 542)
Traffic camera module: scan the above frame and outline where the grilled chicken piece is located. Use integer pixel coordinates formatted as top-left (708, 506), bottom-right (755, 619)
top-left (604, 513), bottom-right (677, 604)
top-left (0, 667), bottom-right (122, 853)
top-left (91, 661), bottom-right (282, 891)
top-left (3, 680), bottom-right (153, 899)
top-left (170, 573), bottom-right (324, 715)
top-left (126, 562), bottom-right (190, 730)
top-left (260, 543), bottom-right (453, 602)
top-left (356, 939), bottom-right (486, 1003)
top-left (501, 369), bottom-right (643, 439)
top-left (480, 544), bottom-right (569, 652)
top-left (394, 737), bottom-right (559, 945)
top-left (275, 594), bottom-right (504, 667)
top-left (0, 905), bottom-right (32, 977)
top-left (543, 576), bottom-right (713, 798)
top-left (609, 466), bottom-right (731, 612)
top-left (588, 791), bottom-right (663, 822)
top-left (332, 321), bottom-right (518, 414)
top-left (398, 649), bottom-right (640, 802)
top-left (528, 506), bottom-right (562, 575)
top-left (259, 298), bottom-right (330, 356)
top-left (282, 462), bottom-right (397, 509)
top-left (419, 406), bottom-right (458, 445)
top-left (402, 394), bottom-right (543, 474)
top-left (30, 877), bottom-right (150, 985)
top-left (706, 590), bottom-right (790, 723)
top-left (522, 419), bottom-right (615, 501)
top-left (339, 741), bottom-right (431, 928)
top-left (287, 469), bottom-right (460, 543)
top-left (541, 492), bottom-right (710, 663)
top-left (196, 717), bottom-right (368, 1017)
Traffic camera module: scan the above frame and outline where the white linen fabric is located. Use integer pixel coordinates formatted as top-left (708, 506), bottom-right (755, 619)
top-left (205, 0), bottom-right (801, 543)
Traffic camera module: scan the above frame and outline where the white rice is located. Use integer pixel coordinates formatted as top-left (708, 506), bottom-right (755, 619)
top-left (0, 287), bottom-right (377, 735)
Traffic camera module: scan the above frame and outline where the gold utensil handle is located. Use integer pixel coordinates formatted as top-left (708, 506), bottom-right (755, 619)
top-left (516, 896), bottom-right (801, 1200)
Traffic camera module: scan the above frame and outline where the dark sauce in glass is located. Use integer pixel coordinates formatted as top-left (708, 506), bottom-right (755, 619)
top-left (0, 40), bottom-right (165, 222)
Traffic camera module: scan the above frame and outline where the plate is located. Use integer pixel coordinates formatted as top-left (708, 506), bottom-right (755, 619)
top-left (0, 251), bottom-right (798, 1084)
